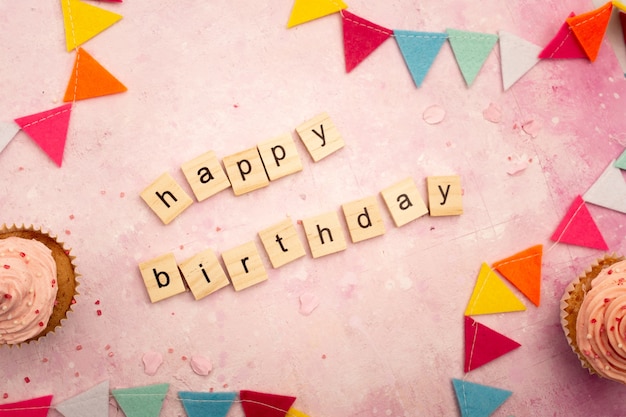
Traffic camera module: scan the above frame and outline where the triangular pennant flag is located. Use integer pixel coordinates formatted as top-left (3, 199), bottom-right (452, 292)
top-left (464, 262), bottom-right (526, 316)
top-left (394, 30), bottom-right (447, 87)
top-left (179, 391), bottom-right (236, 417)
top-left (64, 48), bottom-right (127, 102)
top-left (111, 383), bottom-right (169, 417)
top-left (498, 31), bottom-right (542, 90)
top-left (492, 245), bottom-right (543, 306)
top-left (446, 29), bottom-right (498, 86)
top-left (616, 2), bottom-right (626, 12)
top-left (464, 316), bottom-right (521, 372)
top-left (0, 121), bottom-right (20, 154)
top-left (538, 12), bottom-right (588, 59)
top-left (452, 379), bottom-right (512, 417)
top-left (286, 0), bottom-right (348, 28)
top-left (285, 408), bottom-right (310, 417)
top-left (341, 10), bottom-right (392, 73)
top-left (566, 2), bottom-right (613, 61)
top-left (616, 148), bottom-right (626, 170)
top-left (56, 380), bottom-right (109, 417)
top-left (550, 195), bottom-right (609, 250)
top-left (0, 395), bottom-right (53, 417)
top-left (87, 0), bottom-right (122, 2)
top-left (61, 0), bottom-right (123, 51)
top-left (239, 390), bottom-right (296, 417)
top-left (583, 160), bottom-right (626, 214)
top-left (14, 103), bottom-right (73, 167)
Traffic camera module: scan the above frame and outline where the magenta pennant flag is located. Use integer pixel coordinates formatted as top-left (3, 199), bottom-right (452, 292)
top-left (464, 316), bottom-right (521, 372)
top-left (14, 103), bottom-right (73, 167)
top-left (550, 195), bottom-right (608, 250)
top-left (240, 390), bottom-right (296, 417)
top-left (0, 395), bottom-right (53, 417)
top-left (538, 13), bottom-right (587, 59)
top-left (341, 10), bottom-right (392, 73)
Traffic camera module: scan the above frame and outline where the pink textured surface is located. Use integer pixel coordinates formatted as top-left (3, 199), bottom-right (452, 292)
top-left (1, 1), bottom-right (626, 416)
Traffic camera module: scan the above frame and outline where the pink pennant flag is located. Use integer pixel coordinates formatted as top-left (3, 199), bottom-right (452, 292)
top-left (0, 395), bottom-right (53, 417)
top-left (14, 104), bottom-right (72, 167)
top-left (550, 195), bottom-right (608, 250)
top-left (464, 316), bottom-right (521, 372)
top-left (538, 13), bottom-right (587, 59)
top-left (240, 390), bottom-right (296, 417)
top-left (341, 10), bottom-right (392, 73)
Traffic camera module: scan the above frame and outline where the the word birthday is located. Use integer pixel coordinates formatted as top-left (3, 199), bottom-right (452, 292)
top-left (138, 112), bottom-right (463, 303)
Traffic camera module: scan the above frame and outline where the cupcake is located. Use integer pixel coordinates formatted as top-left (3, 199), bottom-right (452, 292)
top-left (0, 224), bottom-right (78, 346)
top-left (561, 254), bottom-right (626, 383)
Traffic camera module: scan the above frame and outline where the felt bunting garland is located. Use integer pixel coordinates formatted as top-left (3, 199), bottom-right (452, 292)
top-left (61, 0), bottom-right (123, 51)
top-left (287, 0), bottom-right (348, 28)
top-left (341, 10), bottom-right (393, 73)
top-left (446, 29), bottom-right (498, 86)
top-left (538, 13), bottom-right (588, 59)
top-left (464, 316), bottom-right (521, 372)
top-left (620, 11), bottom-right (626, 45)
top-left (566, 2), bottom-right (613, 62)
top-left (550, 195), bottom-right (609, 250)
top-left (616, 148), bottom-right (626, 170)
top-left (179, 391), bottom-right (236, 417)
top-left (583, 160), bottom-right (626, 214)
top-left (64, 48), bottom-right (127, 102)
top-left (14, 103), bottom-right (73, 167)
top-left (394, 30), bottom-right (448, 87)
top-left (452, 379), bottom-right (512, 417)
top-left (0, 121), bottom-right (20, 154)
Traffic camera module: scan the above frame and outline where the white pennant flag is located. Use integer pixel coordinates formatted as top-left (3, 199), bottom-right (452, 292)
top-left (56, 380), bottom-right (110, 417)
top-left (499, 31), bottom-right (542, 90)
top-left (583, 160), bottom-right (626, 214)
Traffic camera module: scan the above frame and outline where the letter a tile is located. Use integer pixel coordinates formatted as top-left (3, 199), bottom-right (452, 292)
top-left (181, 150), bottom-right (231, 202)
top-left (139, 253), bottom-right (186, 303)
top-left (381, 177), bottom-right (429, 226)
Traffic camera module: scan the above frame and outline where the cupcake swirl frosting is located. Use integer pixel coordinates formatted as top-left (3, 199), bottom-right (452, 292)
top-left (0, 237), bottom-right (58, 345)
top-left (576, 260), bottom-right (626, 383)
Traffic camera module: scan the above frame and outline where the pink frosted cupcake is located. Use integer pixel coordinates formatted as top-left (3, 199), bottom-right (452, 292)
top-left (561, 255), bottom-right (626, 383)
top-left (0, 225), bottom-right (78, 346)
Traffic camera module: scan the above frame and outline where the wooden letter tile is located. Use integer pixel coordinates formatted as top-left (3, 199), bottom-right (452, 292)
top-left (140, 172), bottom-right (194, 225)
top-left (179, 248), bottom-right (231, 300)
top-left (222, 241), bottom-right (268, 291)
top-left (427, 175), bottom-right (463, 216)
top-left (223, 147), bottom-right (270, 196)
top-left (301, 211), bottom-right (347, 258)
top-left (258, 217), bottom-right (306, 268)
top-left (381, 177), bottom-right (429, 226)
top-left (181, 150), bottom-right (231, 202)
top-left (139, 253), bottom-right (186, 303)
top-left (257, 133), bottom-right (303, 181)
top-left (342, 196), bottom-right (386, 243)
top-left (295, 112), bottom-right (344, 162)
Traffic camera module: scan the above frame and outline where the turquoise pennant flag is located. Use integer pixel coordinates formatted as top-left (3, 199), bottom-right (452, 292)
top-left (394, 30), bottom-right (448, 87)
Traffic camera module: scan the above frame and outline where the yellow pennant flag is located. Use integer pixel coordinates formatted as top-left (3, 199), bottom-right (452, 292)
top-left (287, 408), bottom-right (311, 417)
top-left (464, 263), bottom-right (526, 316)
top-left (61, 0), bottom-right (123, 51)
top-left (287, 0), bottom-right (348, 28)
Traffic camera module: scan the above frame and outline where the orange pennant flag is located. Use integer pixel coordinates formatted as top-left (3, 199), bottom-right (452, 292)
top-left (64, 48), bottom-right (127, 102)
top-left (566, 2), bottom-right (613, 61)
top-left (492, 245), bottom-right (543, 306)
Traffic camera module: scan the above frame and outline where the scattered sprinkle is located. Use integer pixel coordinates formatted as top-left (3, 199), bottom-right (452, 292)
top-left (95, 300), bottom-right (100, 305)
top-left (74, 372), bottom-right (80, 378)
top-left (3, 265), bottom-right (10, 269)
top-left (69, 214), bottom-right (75, 220)
top-left (38, 322), bottom-right (44, 327)
top-left (322, 354), bottom-right (327, 359)
top-left (2, 393), bottom-right (7, 399)
top-left (168, 348), bottom-right (174, 354)
top-left (76, 345), bottom-right (82, 351)
top-left (97, 309), bottom-right (102, 316)
top-left (120, 192), bottom-right (125, 198)
top-left (24, 377), bottom-right (30, 384)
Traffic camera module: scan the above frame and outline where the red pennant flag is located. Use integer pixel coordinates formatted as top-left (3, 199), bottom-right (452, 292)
top-left (464, 316), bottom-right (521, 372)
top-left (240, 390), bottom-right (296, 417)
top-left (64, 48), bottom-right (127, 102)
top-left (566, 2), bottom-right (613, 61)
top-left (341, 10), bottom-right (392, 73)
top-left (492, 245), bottom-right (543, 307)
top-left (14, 104), bottom-right (73, 167)
top-left (538, 12), bottom-right (588, 59)
top-left (0, 395), bottom-right (53, 417)
top-left (620, 11), bottom-right (626, 45)
top-left (550, 195), bottom-right (608, 250)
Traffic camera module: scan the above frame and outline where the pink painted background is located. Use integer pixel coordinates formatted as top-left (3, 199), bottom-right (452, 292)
top-left (1, 1), bottom-right (626, 416)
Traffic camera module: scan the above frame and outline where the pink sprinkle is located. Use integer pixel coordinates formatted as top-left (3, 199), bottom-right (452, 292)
top-left (608, 270), bottom-right (613, 275)
top-left (179, 245), bottom-right (184, 250)
top-left (215, 227), bottom-right (222, 232)
top-left (38, 322), bottom-right (44, 327)
top-left (223, 384), bottom-right (228, 389)
top-left (168, 348), bottom-right (174, 354)
top-left (42, 358), bottom-right (48, 363)
top-left (605, 298), bottom-right (611, 303)
top-left (24, 377), bottom-right (30, 383)
top-left (120, 192), bottom-right (125, 198)
top-left (108, 352), bottom-right (114, 357)
top-left (611, 326), bottom-right (616, 331)
top-left (181, 356), bottom-right (188, 361)
top-left (3, 265), bottom-right (9, 269)
top-left (69, 214), bottom-right (75, 220)
top-left (95, 300), bottom-right (100, 305)
top-left (65, 230), bottom-right (71, 236)
top-left (100, 190), bottom-right (106, 195)
top-left (322, 354), bottom-right (327, 359)
top-left (35, 310), bottom-right (39, 314)
top-left (591, 318), bottom-right (597, 324)
top-left (76, 345), bottom-right (82, 351)
top-left (2, 393), bottom-right (7, 399)
top-left (71, 298), bottom-right (76, 305)
top-left (19, 252), bottom-right (25, 258)
top-left (4, 294), bottom-right (11, 299)
top-left (51, 279), bottom-right (56, 287)
top-left (74, 372), bottom-right (80, 377)
top-left (97, 310), bottom-right (102, 316)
